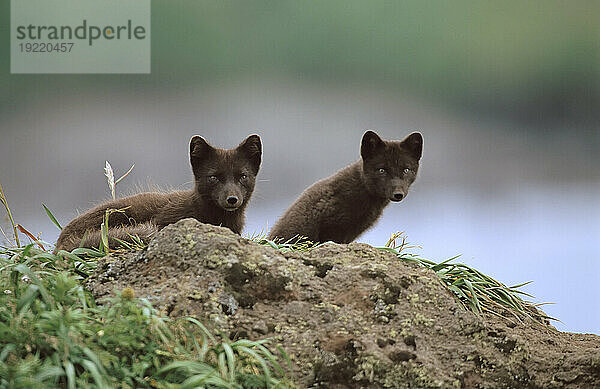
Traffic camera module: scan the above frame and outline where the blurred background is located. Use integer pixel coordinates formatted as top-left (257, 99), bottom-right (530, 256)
top-left (1, 1), bottom-right (598, 333)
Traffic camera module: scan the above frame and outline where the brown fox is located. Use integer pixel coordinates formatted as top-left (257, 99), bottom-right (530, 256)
top-left (55, 134), bottom-right (262, 252)
top-left (268, 131), bottom-right (422, 244)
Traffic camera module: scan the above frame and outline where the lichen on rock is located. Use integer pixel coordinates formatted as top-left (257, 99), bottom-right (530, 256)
top-left (86, 218), bottom-right (600, 388)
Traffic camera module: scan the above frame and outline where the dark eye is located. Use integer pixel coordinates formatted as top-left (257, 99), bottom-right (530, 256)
top-left (378, 168), bottom-right (386, 174)
top-left (239, 174), bottom-right (248, 181)
top-left (403, 168), bottom-right (411, 175)
top-left (208, 175), bottom-right (218, 182)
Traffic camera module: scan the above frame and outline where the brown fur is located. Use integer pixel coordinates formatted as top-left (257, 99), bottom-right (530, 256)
top-left (268, 131), bottom-right (422, 244)
top-left (55, 135), bottom-right (262, 252)
top-left (64, 223), bottom-right (160, 251)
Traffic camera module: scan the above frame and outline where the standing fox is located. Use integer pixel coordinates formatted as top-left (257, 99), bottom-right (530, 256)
top-left (55, 134), bottom-right (262, 252)
top-left (268, 131), bottom-right (422, 244)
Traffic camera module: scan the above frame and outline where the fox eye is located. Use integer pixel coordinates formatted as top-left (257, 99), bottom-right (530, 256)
top-left (378, 168), bottom-right (386, 174)
top-left (403, 168), bottom-right (411, 175)
top-left (208, 175), bottom-right (219, 182)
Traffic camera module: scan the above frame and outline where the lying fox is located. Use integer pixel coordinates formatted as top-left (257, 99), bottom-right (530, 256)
top-left (268, 131), bottom-right (422, 243)
top-left (55, 134), bottom-right (262, 252)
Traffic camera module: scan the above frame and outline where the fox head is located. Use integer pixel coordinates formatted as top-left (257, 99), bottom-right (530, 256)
top-left (360, 130), bottom-right (423, 202)
top-left (190, 134), bottom-right (262, 212)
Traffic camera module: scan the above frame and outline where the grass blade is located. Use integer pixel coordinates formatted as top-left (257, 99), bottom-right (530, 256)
top-left (81, 359), bottom-right (108, 388)
top-left (115, 163), bottom-right (135, 185)
top-left (0, 181), bottom-right (20, 247)
top-left (104, 161), bottom-right (116, 200)
top-left (222, 343), bottom-right (236, 382)
top-left (239, 346), bottom-right (272, 385)
top-left (42, 203), bottom-right (63, 230)
top-left (64, 361), bottom-right (76, 389)
top-left (16, 224), bottom-right (45, 250)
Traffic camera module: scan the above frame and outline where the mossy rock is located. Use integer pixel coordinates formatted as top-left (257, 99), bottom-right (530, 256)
top-left (87, 218), bottom-right (600, 388)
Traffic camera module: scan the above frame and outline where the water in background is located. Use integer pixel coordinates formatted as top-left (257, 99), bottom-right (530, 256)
top-left (2, 80), bottom-right (598, 334)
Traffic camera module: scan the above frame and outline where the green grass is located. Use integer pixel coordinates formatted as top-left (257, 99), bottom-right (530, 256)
top-left (246, 233), bottom-right (321, 253)
top-left (0, 243), bottom-right (295, 388)
top-left (251, 232), bottom-right (553, 326)
top-left (378, 232), bottom-right (554, 324)
top-left (0, 230), bottom-right (552, 389)
top-left (0, 177), bottom-right (551, 388)
top-left (1, 180), bottom-right (294, 388)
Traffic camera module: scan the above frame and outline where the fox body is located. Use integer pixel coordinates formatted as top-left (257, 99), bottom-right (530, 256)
top-left (268, 131), bottom-right (422, 244)
top-left (55, 134), bottom-right (262, 252)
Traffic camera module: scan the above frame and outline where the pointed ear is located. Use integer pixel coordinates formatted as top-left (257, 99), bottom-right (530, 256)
top-left (237, 134), bottom-right (262, 174)
top-left (401, 132), bottom-right (423, 160)
top-left (361, 130), bottom-right (385, 160)
top-left (189, 135), bottom-right (214, 168)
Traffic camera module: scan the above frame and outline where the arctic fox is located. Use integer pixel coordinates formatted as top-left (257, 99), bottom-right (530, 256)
top-left (55, 134), bottom-right (262, 252)
top-left (268, 131), bottom-right (422, 243)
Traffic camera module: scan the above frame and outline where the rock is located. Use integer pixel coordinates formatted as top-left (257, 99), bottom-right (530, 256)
top-left (86, 218), bottom-right (600, 388)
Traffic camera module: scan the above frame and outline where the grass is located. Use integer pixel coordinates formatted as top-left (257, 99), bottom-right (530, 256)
top-left (0, 185), bottom-right (295, 389)
top-left (377, 232), bottom-right (554, 324)
top-left (0, 244), bottom-right (295, 388)
top-left (0, 182), bottom-right (20, 247)
top-left (0, 175), bottom-right (552, 387)
top-left (252, 232), bottom-right (554, 326)
top-left (246, 232), bottom-right (320, 254)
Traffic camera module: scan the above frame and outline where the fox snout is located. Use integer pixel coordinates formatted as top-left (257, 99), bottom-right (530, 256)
top-left (215, 182), bottom-right (245, 211)
top-left (226, 195), bottom-right (240, 206)
top-left (389, 178), bottom-right (408, 202)
top-left (391, 192), bottom-right (404, 201)
top-left (218, 191), bottom-right (243, 211)
top-left (389, 189), bottom-right (406, 202)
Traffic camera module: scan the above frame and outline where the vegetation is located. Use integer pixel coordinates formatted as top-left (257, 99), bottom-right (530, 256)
top-left (380, 233), bottom-right (553, 324)
top-left (0, 179), bottom-right (550, 388)
top-left (255, 233), bottom-right (553, 326)
top-left (1, 184), bottom-right (294, 388)
top-left (0, 243), bottom-right (295, 389)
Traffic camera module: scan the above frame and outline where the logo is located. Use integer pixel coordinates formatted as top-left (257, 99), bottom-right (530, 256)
top-left (15, 20), bottom-right (147, 46)
top-left (11, 0), bottom-right (151, 74)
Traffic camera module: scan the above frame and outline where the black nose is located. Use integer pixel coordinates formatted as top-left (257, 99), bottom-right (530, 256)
top-left (226, 196), bottom-right (239, 205)
top-left (393, 193), bottom-right (404, 201)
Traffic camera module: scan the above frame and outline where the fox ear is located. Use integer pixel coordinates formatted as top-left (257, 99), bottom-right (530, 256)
top-left (401, 132), bottom-right (423, 160)
top-left (361, 130), bottom-right (385, 160)
top-left (237, 134), bottom-right (262, 174)
top-left (189, 136), bottom-right (214, 167)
